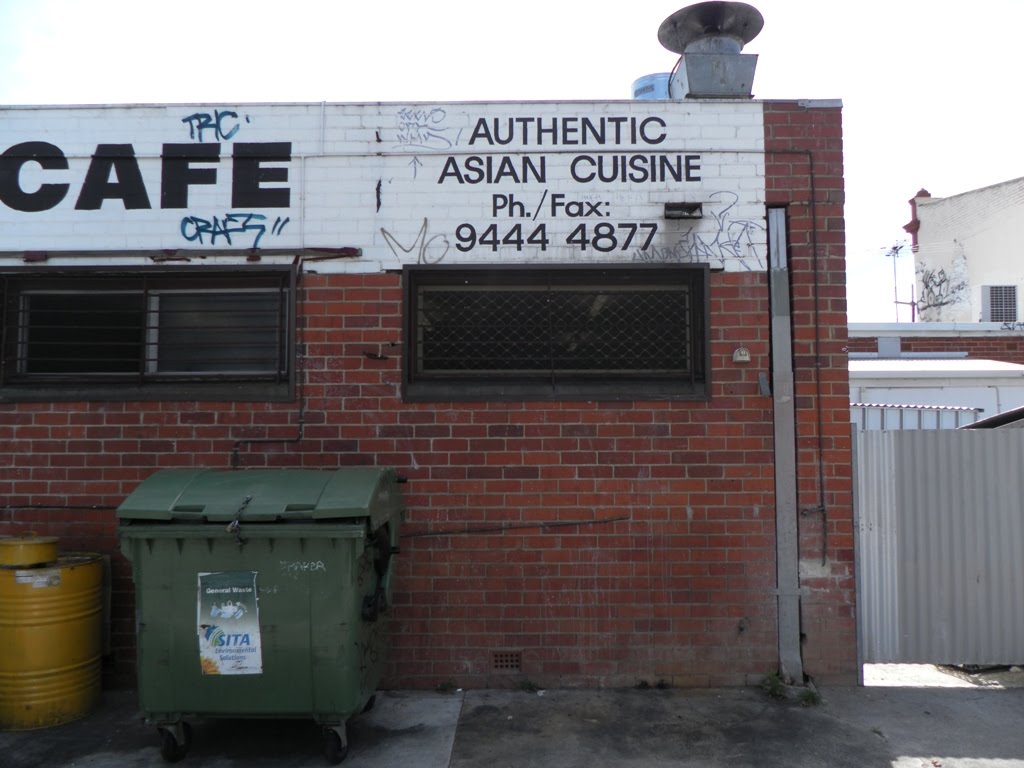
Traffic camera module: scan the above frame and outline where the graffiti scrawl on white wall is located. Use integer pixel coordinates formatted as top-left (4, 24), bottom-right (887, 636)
top-left (916, 252), bottom-right (969, 321)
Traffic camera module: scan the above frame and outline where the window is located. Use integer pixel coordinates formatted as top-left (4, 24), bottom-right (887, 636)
top-left (1, 267), bottom-right (294, 401)
top-left (403, 265), bottom-right (709, 401)
top-left (982, 285), bottom-right (1017, 323)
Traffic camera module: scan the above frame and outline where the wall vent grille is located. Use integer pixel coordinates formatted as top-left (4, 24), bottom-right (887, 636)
top-left (491, 651), bottom-right (522, 672)
top-left (982, 285), bottom-right (1017, 322)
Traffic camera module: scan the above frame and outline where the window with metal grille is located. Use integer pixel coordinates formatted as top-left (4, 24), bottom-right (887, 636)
top-left (1, 267), bottom-right (294, 401)
top-left (403, 265), bottom-right (708, 401)
top-left (982, 285), bottom-right (1017, 323)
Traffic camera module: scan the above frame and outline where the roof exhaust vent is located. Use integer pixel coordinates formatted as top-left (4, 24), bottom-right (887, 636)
top-left (658, 1), bottom-right (763, 99)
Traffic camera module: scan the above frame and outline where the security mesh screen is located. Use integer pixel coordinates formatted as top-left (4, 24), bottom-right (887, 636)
top-left (417, 285), bottom-right (692, 375)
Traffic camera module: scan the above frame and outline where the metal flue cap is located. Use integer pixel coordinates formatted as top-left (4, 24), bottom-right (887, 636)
top-left (658, 1), bottom-right (764, 54)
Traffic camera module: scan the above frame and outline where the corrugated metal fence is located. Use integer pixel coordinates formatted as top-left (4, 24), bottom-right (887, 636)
top-left (856, 429), bottom-right (1024, 664)
top-left (850, 403), bottom-right (983, 431)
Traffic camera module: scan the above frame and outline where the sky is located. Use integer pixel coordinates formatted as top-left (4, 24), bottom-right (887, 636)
top-left (1, 0), bottom-right (1022, 322)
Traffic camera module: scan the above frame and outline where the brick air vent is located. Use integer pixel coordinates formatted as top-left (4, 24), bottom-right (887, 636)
top-left (491, 651), bottom-right (522, 673)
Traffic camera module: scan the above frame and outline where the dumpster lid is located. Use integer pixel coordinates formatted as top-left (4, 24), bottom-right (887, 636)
top-left (116, 468), bottom-right (402, 526)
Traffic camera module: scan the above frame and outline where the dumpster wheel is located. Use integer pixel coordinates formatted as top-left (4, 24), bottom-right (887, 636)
top-left (158, 721), bottom-right (192, 763)
top-left (323, 723), bottom-right (349, 764)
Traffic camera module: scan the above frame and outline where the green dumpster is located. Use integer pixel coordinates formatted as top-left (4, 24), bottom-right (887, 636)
top-left (117, 467), bottom-right (404, 764)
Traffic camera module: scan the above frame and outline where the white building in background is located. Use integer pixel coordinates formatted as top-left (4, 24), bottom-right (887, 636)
top-left (849, 356), bottom-right (1024, 430)
top-left (905, 178), bottom-right (1024, 323)
top-left (847, 177), bottom-right (1024, 429)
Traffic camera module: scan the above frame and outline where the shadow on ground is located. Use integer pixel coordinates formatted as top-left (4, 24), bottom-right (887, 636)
top-left (450, 684), bottom-right (1024, 768)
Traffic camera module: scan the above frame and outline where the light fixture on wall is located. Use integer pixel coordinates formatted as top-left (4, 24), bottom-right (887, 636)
top-left (732, 347), bottom-right (751, 364)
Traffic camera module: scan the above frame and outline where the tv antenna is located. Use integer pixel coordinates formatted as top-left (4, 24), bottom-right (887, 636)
top-left (886, 242), bottom-right (917, 322)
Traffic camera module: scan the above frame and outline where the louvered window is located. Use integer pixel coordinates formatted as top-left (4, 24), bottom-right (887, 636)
top-left (1, 267), bottom-right (294, 401)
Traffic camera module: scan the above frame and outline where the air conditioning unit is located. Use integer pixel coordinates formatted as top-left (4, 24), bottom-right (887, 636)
top-left (981, 285), bottom-right (1017, 322)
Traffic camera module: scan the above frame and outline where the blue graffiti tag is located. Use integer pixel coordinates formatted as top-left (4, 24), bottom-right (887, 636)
top-left (180, 213), bottom-right (290, 248)
top-left (181, 110), bottom-right (248, 142)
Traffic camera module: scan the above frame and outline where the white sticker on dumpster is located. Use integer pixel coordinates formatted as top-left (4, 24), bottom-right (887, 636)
top-left (197, 571), bottom-right (263, 675)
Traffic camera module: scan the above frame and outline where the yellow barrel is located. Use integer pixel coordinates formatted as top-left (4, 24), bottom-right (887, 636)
top-left (0, 553), bottom-right (104, 730)
top-left (0, 534), bottom-right (58, 568)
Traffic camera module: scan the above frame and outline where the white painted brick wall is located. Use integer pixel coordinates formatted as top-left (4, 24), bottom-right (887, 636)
top-left (0, 101), bottom-right (767, 272)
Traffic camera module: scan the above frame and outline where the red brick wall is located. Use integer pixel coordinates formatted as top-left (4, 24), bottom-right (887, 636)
top-left (0, 101), bottom-right (855, 690)
top-left (849, 334), bottom-right (1024, 365)
top-left (764, 102), bottom-right (855, 682)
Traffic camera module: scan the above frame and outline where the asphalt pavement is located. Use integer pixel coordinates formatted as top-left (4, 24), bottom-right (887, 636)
top-left (2, 671), bottom-right (1023, 767)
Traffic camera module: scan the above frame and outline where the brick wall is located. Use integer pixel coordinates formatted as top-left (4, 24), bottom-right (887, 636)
top-left (764, 101), bottom-right (855, 681)
top-left (0, 99), bottom-right (855, 689)
top-left (849, 333), bottom-right (1024, 365)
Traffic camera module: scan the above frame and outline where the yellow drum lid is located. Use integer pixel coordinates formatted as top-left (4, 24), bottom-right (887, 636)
top-left (0, 534), bottom-right (59, 567)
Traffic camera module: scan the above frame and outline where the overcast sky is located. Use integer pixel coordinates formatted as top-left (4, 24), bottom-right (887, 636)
top-left (2, 0), bottom-right (1021, 322)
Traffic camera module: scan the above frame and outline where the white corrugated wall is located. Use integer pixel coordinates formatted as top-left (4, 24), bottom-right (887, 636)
top-left (857, 429), bottom-right (1024, 663)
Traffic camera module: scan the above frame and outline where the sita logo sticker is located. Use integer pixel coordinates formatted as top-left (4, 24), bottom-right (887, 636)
top-left (203, 625), bottom-right (225, 647)
top-left (202, 625), bottom-right (252, 648)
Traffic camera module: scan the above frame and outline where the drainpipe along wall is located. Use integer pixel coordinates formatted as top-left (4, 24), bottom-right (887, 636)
top-left (768, 206), bottom-right (804, 683)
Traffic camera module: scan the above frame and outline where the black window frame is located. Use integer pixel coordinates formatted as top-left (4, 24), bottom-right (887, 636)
top-left (402, 264), bottom-right (710, 402)
top-left (0, 265), bottom-right (296, 402)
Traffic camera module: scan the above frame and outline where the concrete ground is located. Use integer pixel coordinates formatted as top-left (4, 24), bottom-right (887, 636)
top-left (3, 666), bottom-right (1023, 768)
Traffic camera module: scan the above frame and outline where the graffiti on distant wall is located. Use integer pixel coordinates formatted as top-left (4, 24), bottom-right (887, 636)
top-left (917, 267), bottom-right (967, 315)
top-left (916, 252), bottom-right (968, 321)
